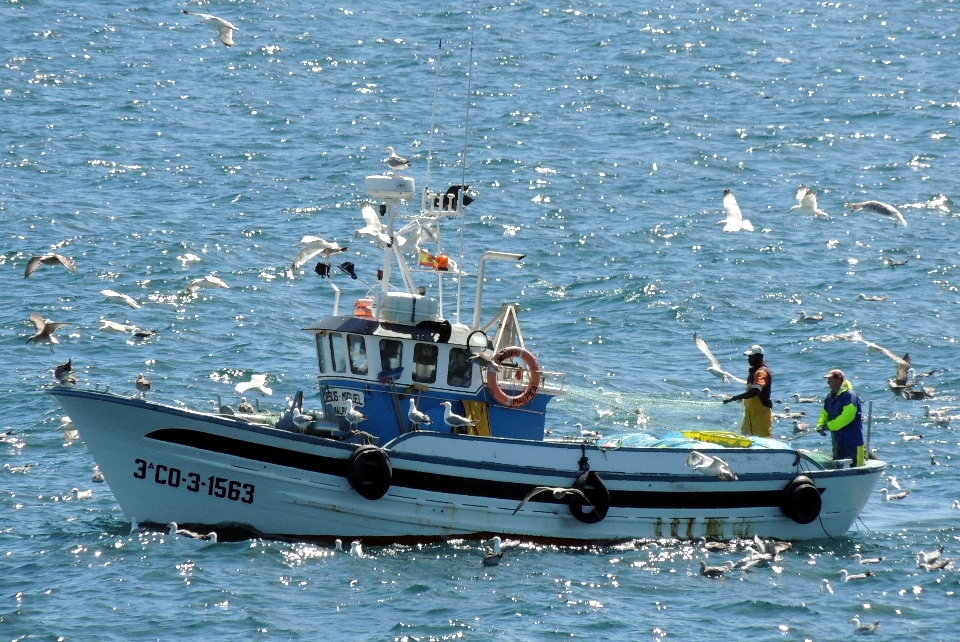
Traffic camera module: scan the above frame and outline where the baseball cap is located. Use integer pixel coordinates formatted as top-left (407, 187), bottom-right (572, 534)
top-left (824, 368), bottom-right (845, 379)
top-left (743, 345), bottom-right (764, 356)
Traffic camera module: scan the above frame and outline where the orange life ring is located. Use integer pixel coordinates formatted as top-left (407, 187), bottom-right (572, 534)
top-left (485, 346), bottom-right (541, 408)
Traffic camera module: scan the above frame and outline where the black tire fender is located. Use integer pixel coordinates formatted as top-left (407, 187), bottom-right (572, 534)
top-left (780, 475), bottom-right (822, 525)
top-left (347, 445), bottom-right (392, 500)
top-left (569, 470), bottom-right (610, 524)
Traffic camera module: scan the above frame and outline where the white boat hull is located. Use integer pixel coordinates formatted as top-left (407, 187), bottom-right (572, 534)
top-left (52, 388), bottom-right (884, 542)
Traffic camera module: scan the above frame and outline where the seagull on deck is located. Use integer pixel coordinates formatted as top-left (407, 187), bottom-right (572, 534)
top-left (26, 312), bottom-right (69, 351)
top-left (355, 203), bottom-right (391, 245)
top-left (24, 253), bottom-right (77, 278)
top-left (344, 398), bottom-right (366, 428)
top-left (182, 10), bottom-right (239, 47)
top-left (71, 487), bottom-right (93, 500)
top-left (237, 397), bottom-right (255, 414)
top-left (407, 398), bottom-right (432, 430)
top-left (187, 275), bottom-right (230, 294)
top-left (879, 488), bottom-right (911, 501)
top-left (55, 358), bottom-right (75, 385)
top-left (292, 408), bottom-right (314, 434)
top-left (100, 289), bottom-right (141, 309)
top-left (836, 569), bottom-right (874, 582)
top-left (848, 616), bottom-right (880, 634)
top-left (846, 200), bottom-right (907, 228)
top-left (788, 185), bottom-right (829, 219)
top-left (482, 536), bottom-right (503, 567)
top-left (693, 333), bottom-right (746, 385)
top-left (715, 189), bottom-right (754, 232)
top-left (291, 236), bottom-right (347, 271)
top-left (382, 146), bottom-right (410, 173)
top-left (512, 486), bottom-right (593, 515)
top-left (686, 451), bottom-right (738, 480)
top-left (168, 522), bottom-right (218, 542)
top-left (135, 373), bottom-right (151, 396)
top-left (235, 374), bottom-right (273, 396)
top-left (853, 553), bottom-right (884, 565)
top-left (441, 401), bottom-right (475, 432)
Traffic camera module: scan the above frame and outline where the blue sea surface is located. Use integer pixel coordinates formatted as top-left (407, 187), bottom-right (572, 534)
top-left (2, 1), bottom-right (959, 639)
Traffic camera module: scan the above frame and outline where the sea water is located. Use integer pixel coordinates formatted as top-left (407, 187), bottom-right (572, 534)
top-left (1, 1), bottom-right (958, 639)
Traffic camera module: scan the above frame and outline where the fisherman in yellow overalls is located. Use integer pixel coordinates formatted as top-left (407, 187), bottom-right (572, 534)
top-left (722, 344), bottom-right (773, 438)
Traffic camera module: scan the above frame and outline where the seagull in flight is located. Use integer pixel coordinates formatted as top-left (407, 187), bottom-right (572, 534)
top-left (355, 202), bottom-right (391, 245)
top-left (846, 200), bottom-right (907, 228)
top-left (235, 374), bottom-right (272, 396)
top-left (693, 333), bottom-right (746, 385)
top-left (187, 275), bottom-right (230, 294)
top-left (182, 10), bottom-right (238, 47)
top-left (686, 451), bottom-right (738, 480)
top-left (24, 253), bottom-right (77, 278)
top-left (512, 486), bottom-right (592, 515)
top-left (382, 146), bottom-right (410, 172)
top-left (291, 236), bottom-right (347, 271)
top-left (716, 189), bottom-right (754, 232)
top-left (26, 312), bottom-right (69, 351)
top-left (788, 185), bottom-right (829, 219)
top-left (100, 289), bottom-right (141, 309)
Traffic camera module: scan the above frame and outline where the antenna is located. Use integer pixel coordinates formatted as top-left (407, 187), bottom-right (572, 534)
top-left (424, 39), bottom-right (442, 194)
top-left (455, 6), bottom-right (477, 324)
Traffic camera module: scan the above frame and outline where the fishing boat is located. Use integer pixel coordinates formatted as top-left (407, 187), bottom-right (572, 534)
top-left (50, 166), bottom-right (885, 543)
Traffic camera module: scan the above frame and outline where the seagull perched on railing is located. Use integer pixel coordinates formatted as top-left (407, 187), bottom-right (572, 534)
top-left (135, 373), bottom-right (151, 396)
top-left (407, 398), bottom-right (431, 430)
top-left (788, 185), bottom-right (829, 219)
top-left (441, 401), bottom-right (475, 432)
top-left (846, 200), bottom-right (907, 228)
top-left (686, 451), bottom-right (738, 480)
top-left (24, 253), bottom-right (77, 278)
top-left (54, 358), bottom-right (75, 385)
top-left (382, 146), bottom-right (410, 173)
top-left (512, 486), bottom-right (592, 515)
top-left (182, 10), bottom-right (239, 47)
top-left (693, 333), bottom-right (746, 385)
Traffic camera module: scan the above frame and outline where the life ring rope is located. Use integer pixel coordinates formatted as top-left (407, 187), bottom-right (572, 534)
top-left (485, 346), bottom-right (541, 408)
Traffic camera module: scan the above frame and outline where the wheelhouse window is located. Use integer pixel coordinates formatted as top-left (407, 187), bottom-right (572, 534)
top-left (447, 347), bottom-right (473, 387)
top-left (348, 334), bottom-right (368, 375)
top-left (329, 332), bottom-right (347, 373)
top-left (412, 343), bottom-right (438, 384)
top-left (315, 334), bottom-right (327, 373)
top-left (379, 339), bottom-right (403, 373)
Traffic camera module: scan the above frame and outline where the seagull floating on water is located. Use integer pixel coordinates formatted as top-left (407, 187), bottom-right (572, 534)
top-left (693, 333), bottom-right (746, 385)
top-left (788, 185), bottom-right (829, 219)
top-left (58, 416), bottom-right (78, 444)
top-left (98, 319), bottom-right (138, 334)
top-left (819, 578), bottom-right (834, 594)
top-left (407, 398), bottom-right (431, 430)
top-left (91, 465), bottom-right (105, 483)
top-left (100, 289), bottom-right (141, 309)
top-left (917, 546), bottom-right (943, 565)
top-left (897, 431), bottom-right (922, 442)
top-left (853, 553), bottom-right (884, 565)
top-left (797, 310), bottom-right (823, 322)
top-left (857, 294), bottom-right (887, 302)
top-left (182, 10), bottom-right (238, 47)
top-left (24, 253), bottom-right (77, 278)
top-left (349, 540), bottom-right (363, 557)
top-left (686, 451), bottom-right (738, 480)
top-left (26, 312), bottom-right (69, 352)
top-left (382, 146), bottom-right (410, 173)
top-left (836, 568), bottom-right (874, 582)
top-left (168, 522), bottom-right (218, 542)
top-left (482, 536), bottom-right (503, 567)
top-left (3, 463), bottom-right (31, 474)
top-left (793, 393), bottom-right (820, 404)
top-left (715, 189), bottom-right (754, 232)
top-left (441, 401), bottom-right (475, 432)
top-left (848, 616), bottom-right (880, 634)
top-left (879, 488), bottom-right (911, 501)
top-left (699, 560), bottom-right (729, 578)
top-left (71, 487), bottom-right (93, 500)
top-left (235, 374), bottom-right (273, 396)
top-left (846, 200), bottom-right (907, 228)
